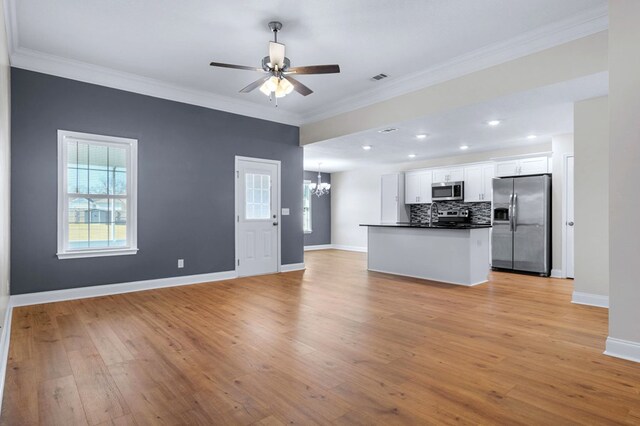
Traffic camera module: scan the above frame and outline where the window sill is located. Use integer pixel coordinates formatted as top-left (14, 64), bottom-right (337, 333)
top-left (304, 231), bottom-right (313, 234)
top-left (57, 248), bottom-right (139, 260)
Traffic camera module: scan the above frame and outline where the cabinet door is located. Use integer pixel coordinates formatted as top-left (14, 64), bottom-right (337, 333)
top-left (519, 156), bottom-right (548, 175)
top-left (481, 164), bottom-right (496, 201)
top-left (418, 171), bottom-right (433, 203)
top-left (432, 169), bottom-right (449, 183)
top-left (463, 166), bottom-right (482, 202)
top-left (381, 174), bottom-right (399, 223)
top-left (448, 168), bottom-right (464, 182)
top-left (405, 172), bottom-right (421, 204)
top-left (495, 160), bottom-right (519, 177)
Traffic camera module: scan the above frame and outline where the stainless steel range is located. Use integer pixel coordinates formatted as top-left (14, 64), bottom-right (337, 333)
top-left (433, 208), bottom-right (471, 226)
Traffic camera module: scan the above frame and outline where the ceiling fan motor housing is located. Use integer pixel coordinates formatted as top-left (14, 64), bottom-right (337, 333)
top-left (262, 56), bottom-right (290, 72)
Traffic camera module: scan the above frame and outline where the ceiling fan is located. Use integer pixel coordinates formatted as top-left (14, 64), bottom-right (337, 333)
top-left (209, 21), bottom-right (340, 105)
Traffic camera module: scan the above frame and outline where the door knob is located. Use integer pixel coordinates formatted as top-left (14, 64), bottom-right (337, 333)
top-left (568, 221), bottom-right (574, 226)
top-left (273, 222), bottom-right (279, 226)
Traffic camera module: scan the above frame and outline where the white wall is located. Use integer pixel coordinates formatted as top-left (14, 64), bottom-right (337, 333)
top-left (608, 1), bottom-right (640, 356)
top-left (0, 0), bottom-right (11, 318)
top-left (574, 97), bottom-right (608, 300)
top-left (551, 134), bottom-right (574, 277)
top-left (332, 143), bottom-right (551, 251)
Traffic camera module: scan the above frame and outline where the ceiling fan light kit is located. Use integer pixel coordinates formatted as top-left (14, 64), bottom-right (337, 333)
top-left (209, 21), bottom-right (340, 106)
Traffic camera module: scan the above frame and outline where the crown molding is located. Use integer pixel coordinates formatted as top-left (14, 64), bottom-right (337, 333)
top-left (3, 0), bottom-right (607, 127)
top-left (298, 5), bottom-right (608, 124)
top-left (9, 47), bottom-right (302, 125)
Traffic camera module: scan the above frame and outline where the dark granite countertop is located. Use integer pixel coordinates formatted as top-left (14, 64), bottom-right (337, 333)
top-left (360, 222), bottom-right (492, 229)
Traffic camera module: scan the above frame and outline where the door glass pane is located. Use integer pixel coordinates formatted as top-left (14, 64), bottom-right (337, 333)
top-left (245, 173), bottom-right (271, 219)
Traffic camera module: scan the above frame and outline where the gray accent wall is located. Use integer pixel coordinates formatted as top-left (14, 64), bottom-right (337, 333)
top-left (303, 171), bottom-right (331, 246)
top-left (11, 68), bottom-right (302, 294)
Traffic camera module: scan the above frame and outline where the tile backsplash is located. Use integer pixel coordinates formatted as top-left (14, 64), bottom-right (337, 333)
top-left (410, 201), bottom-right (492, 224)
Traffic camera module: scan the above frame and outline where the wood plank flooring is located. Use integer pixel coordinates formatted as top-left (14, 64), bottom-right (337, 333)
top-left (2, 250), bottom-right (639, 425)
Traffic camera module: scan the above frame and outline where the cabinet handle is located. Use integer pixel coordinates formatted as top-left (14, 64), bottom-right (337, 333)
top-left (417, 196), bottom-right (420, 202)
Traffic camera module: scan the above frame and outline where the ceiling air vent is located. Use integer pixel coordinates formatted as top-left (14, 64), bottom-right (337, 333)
top-left (371, 73), bottom-right (389, 81)
top-left (378, 127), bottom-right (398, 134)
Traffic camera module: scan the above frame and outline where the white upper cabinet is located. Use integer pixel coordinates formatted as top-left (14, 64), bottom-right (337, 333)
top-left (463, 163), bottom-right (495, 202)
top-left (495, 156), bottom-right (548, 177)
top-left (405, 170), bottom-right (432, 204)
top-left (463, 166), bottom-right (483, 202)
top-left (433, 167), bottom-right (463, 183)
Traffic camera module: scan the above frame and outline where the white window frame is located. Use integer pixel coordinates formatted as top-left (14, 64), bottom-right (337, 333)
top-left (57, 130), bottom-right (138, 259)
top-left (303, 180), bottom-right (312, 234)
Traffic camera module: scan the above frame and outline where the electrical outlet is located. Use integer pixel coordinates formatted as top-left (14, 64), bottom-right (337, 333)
top-left (178, 259), bottom-right (184, 268)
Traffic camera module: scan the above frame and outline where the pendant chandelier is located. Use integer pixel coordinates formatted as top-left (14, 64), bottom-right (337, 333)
top-left (309, 164), bottom-right (330, 197)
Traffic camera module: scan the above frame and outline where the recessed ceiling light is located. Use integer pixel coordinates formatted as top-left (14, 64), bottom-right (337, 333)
top-left (416, 134), bottom-right (428, 139)
top-left (378, 127), bottom-right (398, 134)
top-left (408, 154), bottom-right (416, 158)
top-left (487, 120), bottom-right (501, 126)
top-left (527, 134), bottom-right (537, 140)
top-left (459, 145), bottom-right (469, 150)
top-left (362, 145), bottom-right (372, 150)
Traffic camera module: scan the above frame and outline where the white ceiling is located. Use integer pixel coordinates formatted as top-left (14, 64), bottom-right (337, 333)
top-left (7, 0), bottom-right (607, 124)
top-left (304, 73), bottom-right (608, 172)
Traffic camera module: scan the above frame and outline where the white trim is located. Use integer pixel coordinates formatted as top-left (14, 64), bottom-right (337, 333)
top-left (57, 130), bottom-right (138, 259)
top-left (298, 5), bottom-right (608, 123)
top-left (571, 291), bottom-right (609, 308)
top-left (490, 151), bottom-right (553, 162)
top-left (562, 154), bottom-right (575, 279)
top-left (304, 244), bottom-right (334, 251)
top-left (332, 245), bottom-right (368, 253)
top-left (0, 302), bottom-right (13, 412)
top-left (3, 0), bottom-right (606, 126)
top-left (550, 269), bottom-right (563, 278)
top-left (234, 156), bottom-right (282, 277)
top-left (367, 268), bottom-right (487, 287)
top-left (280, 263), bottom-right (305, 272)
top-left (604, 337), bottom-right (640, 364)
top-left (10, 270), bottom-right (238, 307)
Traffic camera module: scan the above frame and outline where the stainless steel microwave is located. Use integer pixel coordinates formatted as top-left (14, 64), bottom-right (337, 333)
top-left (432, 181), bottom-right (464, 201)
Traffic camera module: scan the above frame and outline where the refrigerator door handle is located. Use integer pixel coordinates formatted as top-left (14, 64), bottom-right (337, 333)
top-left (509, 193), bottom-right (514, 231)
top-left (513, 193), bottom-right (518, 232)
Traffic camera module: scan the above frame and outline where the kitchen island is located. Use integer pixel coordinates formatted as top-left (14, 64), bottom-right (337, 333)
top-left (360, 223), bottom-right (492, 286)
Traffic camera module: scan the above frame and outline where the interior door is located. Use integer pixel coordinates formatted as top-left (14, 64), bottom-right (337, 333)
top-left (513, 175), bottom-right (550, 274)
top-left (236, 158), bottom-right (279, 277)
top-left (566, 156), bottom-right (575, 278)
top-left (491, 178), bottom-right (513, 269)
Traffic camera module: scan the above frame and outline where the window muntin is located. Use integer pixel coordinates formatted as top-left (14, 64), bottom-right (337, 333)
top-left (58, 130), bottom-right (138, 259)
top-left (245, 173), bottom-right (271, 220)
top-left (303, 180), bottom-right (312, 233)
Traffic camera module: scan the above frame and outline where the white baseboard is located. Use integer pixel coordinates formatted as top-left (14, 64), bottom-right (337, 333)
top-left (605, 337), bottom-right (640, 363)
top-left (11, 270), bottom-right (238, 307)
top-left (571, 291), bottom-right (609, 308)
top-left (304, 244), bottom-right (333, 251)
top-left (550, 269), bottom-right (563, 278)
top-left (0, 302), bottom-right (13, 411)
top-left (280, 263), bottom-right (305, 272)
top-left (332, 245), bottom-right (368, 253)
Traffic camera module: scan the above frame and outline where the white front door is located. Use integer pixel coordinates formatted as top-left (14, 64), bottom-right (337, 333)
top-left (566, 156), bottom-right (575, 278)
top-left (236, 158), bottom-right (279, 277)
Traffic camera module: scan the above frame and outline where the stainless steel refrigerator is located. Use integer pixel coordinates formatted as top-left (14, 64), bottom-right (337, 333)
top-left (491, 175), bottom-right (551, 276)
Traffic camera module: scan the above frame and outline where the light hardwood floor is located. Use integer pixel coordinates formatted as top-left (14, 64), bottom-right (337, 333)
top-left (1, 250), bottom-right (639, 425)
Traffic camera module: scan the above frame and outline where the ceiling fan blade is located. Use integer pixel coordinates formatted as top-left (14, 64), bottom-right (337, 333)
top-left (239, 76), bottom-right (270, 93)
top-left (269, 42), bottom-right (286, 68)
top-left (284, 76), bottom-right (313, 96)
top-left (286, 64), bottom-right (341, 75)
top-left (210, 62), bottom-right (262, 71)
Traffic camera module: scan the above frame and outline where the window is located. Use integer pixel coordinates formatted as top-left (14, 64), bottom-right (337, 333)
top-left (57, 130), bottom-right (138, 259)
top-left (245, 173), bottom-right (271, 220)
top-left (303, 180), bottom-right (312, 233)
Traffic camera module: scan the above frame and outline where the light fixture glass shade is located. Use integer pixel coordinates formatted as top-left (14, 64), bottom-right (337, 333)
top-left (309, 183), bottom-right (317, 190)
top-left (281, 78), bottom-right (294, 94)
top-left (259, 82), bottom-right (271, 96)
top-left (266, 76), bottom-right (279, 92)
